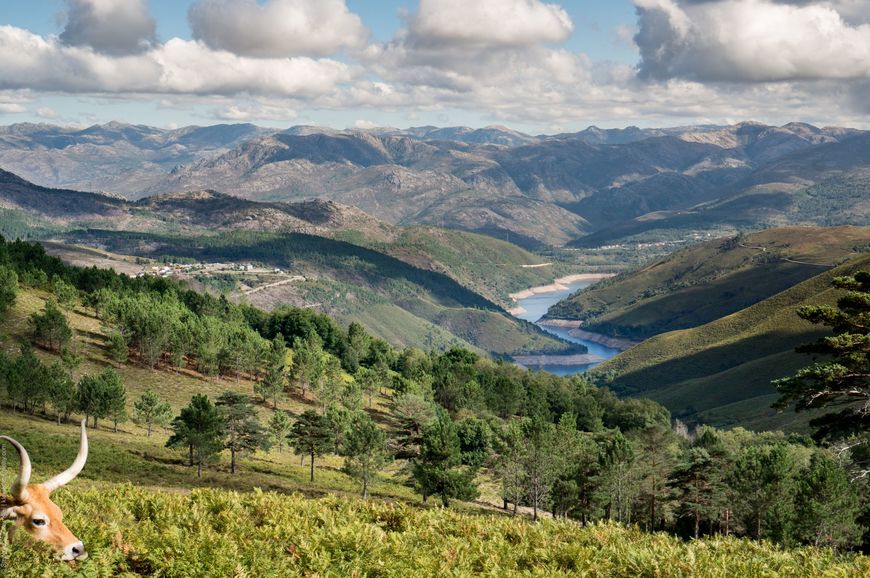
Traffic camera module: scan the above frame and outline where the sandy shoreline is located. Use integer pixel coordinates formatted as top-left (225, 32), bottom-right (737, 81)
top-left (537, 320), bottom-right (638, 351)
top-left (508, 273), bottom-right (614, 301)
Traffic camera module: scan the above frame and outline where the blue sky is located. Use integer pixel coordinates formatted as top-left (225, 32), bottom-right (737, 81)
top-left (0, 0), bottom-right (867, 131)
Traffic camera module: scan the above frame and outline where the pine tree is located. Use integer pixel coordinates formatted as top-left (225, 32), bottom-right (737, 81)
top-left (354, 366), bottom-right (380, 409)
top-left (51, 275), bottom-right (78, 310)
top-left (669, 447), bottom-right (718, 539)
top-left (635, 425), bottom-right (678, 531)
top-left (77, 368), bottom-right (125, 429)
top-left (104, 369), bottom-right (127, 432)
top-left (794, 454), bottom-right (863, 549)
top-left (289, 410), bottom-right (335, 482)
top-left (730, 444), bottom-right (797, 543)
top-left (45, 362), bottom-right (76, 425)
top-left (268, 410), bottom-right (293, 452)
top-left (291, 333), bottom-right (325, 399)
top-left (255, 334), bottom-right (287, 408)
top-left (0, 265), bottom-right (18, 314)
top-left (30, 299), bottom-right (72, 352)
top-left (216, 391), bottom-right (271, 474)
top-left (774, 271), bottom-right (870, 442)
top-left (597, 430), bottom-right (635, 524)
top-left (495, 418), bottom-right (528, 515)
top-left (107, 331), bottom-right (129, 367)
top-left (412, 410), bottom-right (479, 507)
top-left (340, 412), bottom-right (391, 499)
top-left (133, 389), bottom-right (173, 437)
top-left (167, 394), bottom-right (224, 478)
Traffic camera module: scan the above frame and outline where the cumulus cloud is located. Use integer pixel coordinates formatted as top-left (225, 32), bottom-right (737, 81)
top-left (1, 0), bottom-right (870, 129)
top-left (188, 0), bottom-right (367, 58)
top-left (36, 107), bottom-right (59, 119)
top-left (0, 102), bottom-right (26, 114)
top-left (214, 102), bottom-right (298, 121)
top-left (409, 0), bottom-right (573, 47)
top-left (634, 0), bottom-right (870, 82)
top-left (60, 0), bottom-right (156, 55)
top-left (0, 27), bottom-right (353, 97)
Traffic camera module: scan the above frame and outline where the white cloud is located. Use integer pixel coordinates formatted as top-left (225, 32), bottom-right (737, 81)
top-left (188, 0), bottom-right (367, 58)
top-left (36, 107), bottom-right (59, 119)
top-left (0, 103), bottom-right (26, 114)
top-left (1, 1), bottom-right (870, 130)
top-left (60, 0), bottom-right (156, 55)
top-left (214, 102), bottom-right (298, 121)
top-left (353, 119), bottom-right (378, 129)
top-left (0, 27), bottom-right (353, 97)
top-left (635, 0), bottom-right (870, 82)
top-left (410, 0), bottom-right (573, 47)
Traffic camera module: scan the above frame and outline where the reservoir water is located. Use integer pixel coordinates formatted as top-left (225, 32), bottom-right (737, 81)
top-left (512, 280), bottom-right (621, 376)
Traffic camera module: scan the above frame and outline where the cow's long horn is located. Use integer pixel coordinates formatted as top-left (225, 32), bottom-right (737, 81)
top-left (42, 420), bottom-right (88, 494)
top-left (0, 435), bottom-right (32, 501)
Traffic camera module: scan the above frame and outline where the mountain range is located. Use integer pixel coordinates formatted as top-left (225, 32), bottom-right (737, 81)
top-left (2, 121), bottom-right (868, 249)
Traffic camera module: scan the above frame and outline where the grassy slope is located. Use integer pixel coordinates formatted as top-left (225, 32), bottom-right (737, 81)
top-left (9, 487), bottom-right (868, 577)
top-left (548, 226), bottom-right (870, 340)
top-left (362, 226), bottom-right (566, 306)
top-left (596, 253), bottom-right (870, 430)
top-left (0, 289), bottom-right (415, 502)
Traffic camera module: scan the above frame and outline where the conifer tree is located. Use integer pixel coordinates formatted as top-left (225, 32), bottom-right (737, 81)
top-left (216, 391), bottom-right (270, 474)
top-left (794, 454), bottom-right (863, 550)
top-left (133, 389), bottom-right (173, 437)
top-left (340, 412), bottom-right (391, 499)
top-left (268, 410), bottom-right (293, 452)
top-left (167, 394), bottom-right (224, 478)
top-left (0, 265), bottom-right (18, 314)
top-left (30, 298), bottom-right (72, 352)
top-left (45, 362), bottom-right (76, 425)
top-left (412, 410), bottom-right (479, 507)
top-left (775, 271), bottom-right (870, 442)
top-left (77, 368), bottom-right (125, 429)
top-left (289, 410), bottom-right (335, 482)
top-left (107, 331), bottom-right (129, 367)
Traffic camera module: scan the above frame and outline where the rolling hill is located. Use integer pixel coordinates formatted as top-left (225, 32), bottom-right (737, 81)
top-left (548, 226), bottom-right (870, 340)
top-left (594, 252), bottom-right (870, 431)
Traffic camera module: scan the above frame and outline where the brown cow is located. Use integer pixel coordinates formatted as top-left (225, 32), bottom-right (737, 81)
top-left (1, 419), bottom-right (89, 560)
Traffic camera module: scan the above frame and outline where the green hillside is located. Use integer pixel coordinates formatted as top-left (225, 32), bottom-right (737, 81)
top-left (61, 229), bottom-right (576, 357)
top-left (596, 252), bottom-right (870, 430)
top-left (2, 237), bottom-right (870, 572)
top-left (548, 226), bottom-right (870, 340)
top-left (366, 226), bottom-right (565, 307)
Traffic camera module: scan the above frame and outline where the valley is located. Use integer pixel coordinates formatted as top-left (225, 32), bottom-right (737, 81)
top-left (5, 2), bottom-right (870, 573)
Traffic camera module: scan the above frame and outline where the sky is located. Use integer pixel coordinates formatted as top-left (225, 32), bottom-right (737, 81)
top-left (0, 0), bottom-right (868, 132)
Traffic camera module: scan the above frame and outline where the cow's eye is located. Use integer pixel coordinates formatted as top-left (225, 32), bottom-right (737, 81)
top-left (32, 518), bottom-right (47, 527)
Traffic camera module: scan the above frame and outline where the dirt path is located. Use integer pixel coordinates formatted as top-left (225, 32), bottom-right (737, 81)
top-left (242, 275), bottom-right (305, 295)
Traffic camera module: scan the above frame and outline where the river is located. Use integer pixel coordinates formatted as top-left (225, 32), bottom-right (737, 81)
top-left (511, 279), bottom-right (621, 376)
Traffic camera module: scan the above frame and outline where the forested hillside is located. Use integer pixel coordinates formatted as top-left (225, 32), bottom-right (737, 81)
top-left (548, 226), bottom-right (870, 340)
top-left (1, 236), bottom-right (869, 576)
top-left (595, 252), bottom-right (870, 430)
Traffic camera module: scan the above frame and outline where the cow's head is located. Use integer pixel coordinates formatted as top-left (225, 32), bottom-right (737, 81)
top-left (1, 420), bottom-right (89, 561)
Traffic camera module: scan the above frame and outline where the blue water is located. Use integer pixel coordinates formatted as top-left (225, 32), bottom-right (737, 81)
top-left (513, 281), bottom-right (620, 375)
